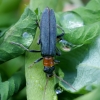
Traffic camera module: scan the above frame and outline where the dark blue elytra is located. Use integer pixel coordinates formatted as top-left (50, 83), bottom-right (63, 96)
top-left (40, 8), bottom-right (56, 57)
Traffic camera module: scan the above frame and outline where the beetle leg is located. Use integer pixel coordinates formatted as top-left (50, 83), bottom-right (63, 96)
top-left (10, 42), bottom-right (41, 52)
top-left (56, 24), bottom-right (65, 40)
top-left (56, 47), bottom-right (61, 56)
top-left (29, 57), bottom-right (43, 67)
top-left (57, 24), bottom-right (64, 33)
top-left (57, 33), bottom-right (64, 39)
top-left (29, 50), bottom-right (41, 52)
top-left (54, 60), bottom-right (60, 64)
top-left (54, 73), bottom-right (76, 91)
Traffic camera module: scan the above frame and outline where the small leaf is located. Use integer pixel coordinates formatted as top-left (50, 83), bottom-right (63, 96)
top-left (60, 12), bottom-right (84, 29)
top-left (73, 36), bottom-right (100, 93)
top-left (0, 7), bottom-right (38, 64)
top-left (55, 1), bottom-right (100, 94)
top-left (0, 71), bottom-right (25, 100)
top-left (57, 35), bottom-right (100, 93)
top-left (57, 0), bottom-right (100, 46)
top-left (63, 22), bottom-right (100, 45)
top-left (74, 85), bottom-right (100, 100)
top-left (0, 81), bottom-right (9, 100)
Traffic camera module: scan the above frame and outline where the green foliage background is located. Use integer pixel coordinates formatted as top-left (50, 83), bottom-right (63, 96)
top-left (1, 0), bottom-right (100, 100)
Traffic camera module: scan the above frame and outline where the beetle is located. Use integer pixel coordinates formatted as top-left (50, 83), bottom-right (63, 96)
top-left (10, 8), bottom-right (76, 90)
top-left (40, 8), bottom-right (57, 77)
top-left (11, 8), bottom-right (63, 77)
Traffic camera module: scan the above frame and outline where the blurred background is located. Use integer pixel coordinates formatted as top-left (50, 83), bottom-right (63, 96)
top-left (0, 0), bottom-right (90, 29)
top-left (0, 0), bottom-right (90, 100)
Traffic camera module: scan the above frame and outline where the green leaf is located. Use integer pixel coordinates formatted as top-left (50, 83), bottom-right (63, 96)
top-left (74, 85), bottom-right (100, 100)
top-left (0, 29), bottom-right (6, 44)
top-left (0, 70), bottom-right (25, 100)
top-left (63, 21), bottom-right (99, 45)
top-left (57, 35), bottom-right (100, 94)
top-left (25, 32), bottom-right (57, 100)
top-left (0, 7), bottom-right (37, 64)
top-left (0, 80), bottom-right (9, 100)
top-left (86, 0), bottom-right (100, 12)
top-left (0, 0), bottom-right (21, 13)
top-left (0, 0), bottom-right (22, 27)
top-left (55, 0), bottom-right (100, 95)
top-left (57, 0), bottom-right (100, 46)
top-left (29, 0), bottom-right (63, 12)
top-left (73, 36), bottom-right (100, 93)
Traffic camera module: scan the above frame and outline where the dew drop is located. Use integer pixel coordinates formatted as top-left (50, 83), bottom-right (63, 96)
top-left (22, 32), bottom-right (31, 38)
top-left (55, 87), bottom-right (63, 94)
top-left (22, 32), bottom-right (33, 46)
top-left (59, 40), bottom-right (74, 52)
top-left (60, 12), bottom-right (84, 29)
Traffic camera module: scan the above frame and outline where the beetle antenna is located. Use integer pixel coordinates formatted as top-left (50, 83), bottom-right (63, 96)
top-left (56, 24), bottom-right (65, 34)
top-left (53, 73), bottom-right (76, 91)
top-left (43, 77), bottom-right (49, 100)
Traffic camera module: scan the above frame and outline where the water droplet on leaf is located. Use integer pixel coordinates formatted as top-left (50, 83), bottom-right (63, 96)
top-left (59, 40), bottom-right (74, 52)
top-left (55, 87), bottom-right (63, 94)
top-left (22, 32), bottom-right (31, 38)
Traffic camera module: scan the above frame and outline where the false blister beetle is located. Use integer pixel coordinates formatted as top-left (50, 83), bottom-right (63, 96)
top-left (10, 8), bottom-right (76, 90)
top-left (40, 8), bottom-right (57, 77)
